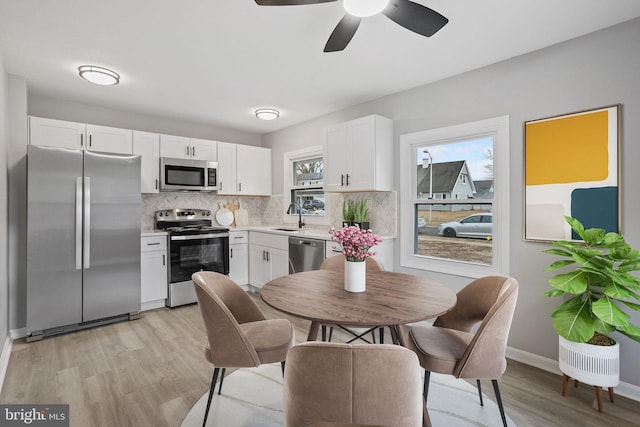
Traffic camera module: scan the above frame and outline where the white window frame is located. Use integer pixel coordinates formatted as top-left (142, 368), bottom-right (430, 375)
top-left (283, 146), bottom-right (329, 226)
top-left (399, 116), bottom-right (510, 278)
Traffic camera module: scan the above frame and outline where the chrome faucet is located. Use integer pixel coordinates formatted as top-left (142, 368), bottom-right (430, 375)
top-left (287, 203), bottom-right (305, 228)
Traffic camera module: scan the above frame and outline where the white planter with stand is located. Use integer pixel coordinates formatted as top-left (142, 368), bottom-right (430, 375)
top-left (558, 335), bottom-right (619, 412)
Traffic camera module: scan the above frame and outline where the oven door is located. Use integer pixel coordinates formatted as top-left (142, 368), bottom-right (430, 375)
top-left (169, 233), bottom-right (230, 283)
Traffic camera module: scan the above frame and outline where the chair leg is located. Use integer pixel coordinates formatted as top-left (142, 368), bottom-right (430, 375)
top-left (329, 326), bottom-right (334, 342)
top-left (423, 370), bottom-right (431, 403)
top-left (203, 367), bottom-right (220, 427)
top-left (281, 361), bottom-right (286, 377)
top-left (476, 379), bottom-right (484, 406)
top-left (492, 379), bottom-right (508, 427)
top-left (217, 368), bottom-right (226, 395)
top-left (379, 327), bottom-right (384, 344)
top-left (371, 329), bottom-right (376, 343)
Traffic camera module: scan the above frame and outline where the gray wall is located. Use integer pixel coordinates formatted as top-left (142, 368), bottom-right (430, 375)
top-left (0, 55), bottom-right (9, 347)
top-left (7, 76), bottom-right (27, 333)
top-left (263, 18), bottom-right (640, 387)
top-left (28, 95), bottom-right (263, 147)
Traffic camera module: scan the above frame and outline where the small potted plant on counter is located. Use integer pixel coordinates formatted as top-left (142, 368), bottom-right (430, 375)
top-left (353, 198), bottom-right (370, 231)
top-left (342, 198), bottom-right (355, 227)
top-left (544, 216), bottom-right (640, 412)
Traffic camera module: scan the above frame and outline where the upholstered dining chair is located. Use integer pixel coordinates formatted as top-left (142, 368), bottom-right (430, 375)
top-left (319, 254), bottom-right (385, 343)
top-left (283, 341), bottom-right (423, 427)
top-left (192, 271), bottom-right (295, 427)
top-left (401, 275), bottom-right (519, 427)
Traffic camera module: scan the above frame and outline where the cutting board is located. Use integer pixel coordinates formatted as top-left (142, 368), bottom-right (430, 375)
top-left (234, 200), bottom-right (249, 227)
top-left (215, 202), bottom-right (234, 227)
top-left (224, 199), bottom-right (239, 227)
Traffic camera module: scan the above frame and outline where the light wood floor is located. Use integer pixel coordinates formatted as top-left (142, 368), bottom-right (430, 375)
top-left (2, 297), bottom-right (639, 427)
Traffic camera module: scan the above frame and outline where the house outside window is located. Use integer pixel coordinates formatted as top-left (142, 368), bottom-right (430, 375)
top-left (400, 116), bottom-right (510, 278)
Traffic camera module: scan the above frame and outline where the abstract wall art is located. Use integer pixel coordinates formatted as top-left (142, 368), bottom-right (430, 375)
top-left (524, 105), bottom-right (620, 241)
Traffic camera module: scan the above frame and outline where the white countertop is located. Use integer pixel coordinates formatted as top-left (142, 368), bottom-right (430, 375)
top-left (141, 230), bottom-right (168, 237)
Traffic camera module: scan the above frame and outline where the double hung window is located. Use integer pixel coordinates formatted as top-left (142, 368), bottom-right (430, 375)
top-left (400, 116), bottom-right (510, 277)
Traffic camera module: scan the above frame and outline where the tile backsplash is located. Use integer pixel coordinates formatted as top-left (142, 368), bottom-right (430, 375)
top-left (142, 191), bottom-right (397, 237)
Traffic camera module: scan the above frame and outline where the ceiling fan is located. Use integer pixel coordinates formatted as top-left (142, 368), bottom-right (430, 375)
top-left (255, 0), bottom-right (448, 52)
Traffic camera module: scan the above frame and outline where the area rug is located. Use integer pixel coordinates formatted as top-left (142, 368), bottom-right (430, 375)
top-left (181, 363), bottom-right (517, 427)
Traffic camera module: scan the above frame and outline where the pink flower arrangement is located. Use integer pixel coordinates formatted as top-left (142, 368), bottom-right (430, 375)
top-left (329, 225), bottom-right (383, 262)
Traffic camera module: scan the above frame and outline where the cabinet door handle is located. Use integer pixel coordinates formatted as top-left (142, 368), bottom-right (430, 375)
top-left (266, 251), bottom-right (270, 262)
top-left (186, 146), bottom-right (189, 157)
top-left (192, 146), bottom-right (195, 157)
top-left (262, 250), bottom-right (266, 261)
top-left (238, 182), bottom-right (242, 192)
top-left (219, 181), bottom-right (223, 191)
top-left (146, 242), bottom-right (161, 246)
top-left (346, 174), bottom-right (350, 186)
top-left (341, 174), bottom-right (344, 186)
top-left (155, 179), bottom-right (158, 190)
top-left (80, 134), bottom-right (84, 147)
top-left (230, 248), bottom-right (234, 258)
top-left (162, 254), bottom-right (166, 266)
top-left (89, 134), bottom-right (92, 148)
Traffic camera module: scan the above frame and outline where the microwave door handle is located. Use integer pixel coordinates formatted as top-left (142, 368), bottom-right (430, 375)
top-left (83, 177), bottom-right (91, 268)
top-left (75, 177), bottom-right (83, 269)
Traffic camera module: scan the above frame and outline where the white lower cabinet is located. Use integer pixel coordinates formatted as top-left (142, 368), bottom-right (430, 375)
top-left (229, 230), bottom-right (249, 287)
top-left (141, 235), bottom-right (168, 310)
top-left (249, 232), bottom-right (289, 289)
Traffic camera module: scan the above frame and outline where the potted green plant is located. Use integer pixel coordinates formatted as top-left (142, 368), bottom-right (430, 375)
top-left (544, 216), bottom-right (640, 411)
top-left (342, 198), bottom-right (355, 227)
top-left (353, 198), bottom-right (370, 231)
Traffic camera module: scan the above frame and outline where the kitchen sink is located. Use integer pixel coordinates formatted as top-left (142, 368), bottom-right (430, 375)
top-left (273, 227), bottom-right (297, 232)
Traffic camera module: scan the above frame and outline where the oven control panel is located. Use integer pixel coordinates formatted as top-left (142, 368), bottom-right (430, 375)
top-left (156, 208), bottom-right (212, 221)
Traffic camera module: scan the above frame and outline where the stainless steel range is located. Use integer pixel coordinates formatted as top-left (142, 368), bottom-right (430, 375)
top-left (156, 208), bottom-right (229, 307)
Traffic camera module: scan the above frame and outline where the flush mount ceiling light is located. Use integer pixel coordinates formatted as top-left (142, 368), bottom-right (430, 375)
top-left (78, 65), bottom-right (120, 85)
top-left (343, 0), bottom-right (389, 17)
top-left (255, 108), bottom-right (280, 120)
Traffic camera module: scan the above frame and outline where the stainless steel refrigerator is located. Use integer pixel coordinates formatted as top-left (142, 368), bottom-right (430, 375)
top-left (27, 144), bottom-right (142, 340)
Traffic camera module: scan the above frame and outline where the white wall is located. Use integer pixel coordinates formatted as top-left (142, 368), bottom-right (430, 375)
top-left (263, 18), bottom-right (640, 387)
top-left (0, 54), bottom-right (9, 347)
top-left (28, 94), bottom-right (263, 147)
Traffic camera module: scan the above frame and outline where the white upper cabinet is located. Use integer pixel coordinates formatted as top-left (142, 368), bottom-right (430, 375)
top-left (29, 117), bottom-right (86, 150)
top-left (159, 134), bottom-right (217, 161)
top-left (237, 145), bottom-right (271, 196)
top-left (217, 143), bottom-right (271, 196)
top-left (29, 117), bottom-right (133, 154)
top-left (323, 115), bottom-right (393, 192)
top-left (190, 138), bottom-right (217, 161)
top-left (217, 141), bottom-right (237, 195)
top-left (133, 131), bottom-right (160, 193)
top-left (86, 124), bottom-right (133, 154)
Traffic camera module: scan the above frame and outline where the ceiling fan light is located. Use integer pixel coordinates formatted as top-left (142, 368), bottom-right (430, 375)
top-left (255, 108), bottom-right (280, 120)
top-left (78, 65), bottom-right (120, 85)
top-left (343, 0), bottom-right (389, 17)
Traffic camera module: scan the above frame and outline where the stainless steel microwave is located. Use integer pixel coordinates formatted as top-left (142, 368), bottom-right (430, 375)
top-left (160, 157), bottom-right (218, 192)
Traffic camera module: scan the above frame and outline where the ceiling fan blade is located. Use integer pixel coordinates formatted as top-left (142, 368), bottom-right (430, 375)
top-left (383, 0), bottom-right (448, 37)
top-left (255, 0), bottom-right (336, 5)
top-left (324, 14), bottom-right (361, 52)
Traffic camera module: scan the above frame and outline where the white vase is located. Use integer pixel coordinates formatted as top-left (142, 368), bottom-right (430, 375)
top-left (558, 335), bottom-right (619, 387)
top-left (344, 259), bottom-right (366, 293)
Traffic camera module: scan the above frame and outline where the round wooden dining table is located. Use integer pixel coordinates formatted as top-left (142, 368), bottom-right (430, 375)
top-left (261, 269), bottom-right (457, 342)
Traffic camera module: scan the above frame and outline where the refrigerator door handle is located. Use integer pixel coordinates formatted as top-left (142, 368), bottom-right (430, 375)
top-left (83, 177), bottom-right (91, 268)
top-left (75, 177), bottom-right (83, 270)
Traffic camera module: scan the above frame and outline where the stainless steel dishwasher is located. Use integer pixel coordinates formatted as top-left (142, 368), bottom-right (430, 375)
top-left (289, 236), bottom-right (326, 274)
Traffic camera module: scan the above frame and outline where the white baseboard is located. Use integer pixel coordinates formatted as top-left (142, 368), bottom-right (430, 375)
top-left (506, 345), bottom-right (640, 402)
top-left (10, 327), bottom-right (25, 339)
top-left (141, 299), bottom-right (166, 311)
top-left (0, 335), bottom-right (12, 393)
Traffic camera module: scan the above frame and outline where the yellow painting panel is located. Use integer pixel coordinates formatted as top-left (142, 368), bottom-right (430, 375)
top-left (526, 110), bottom-right (609, 185)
